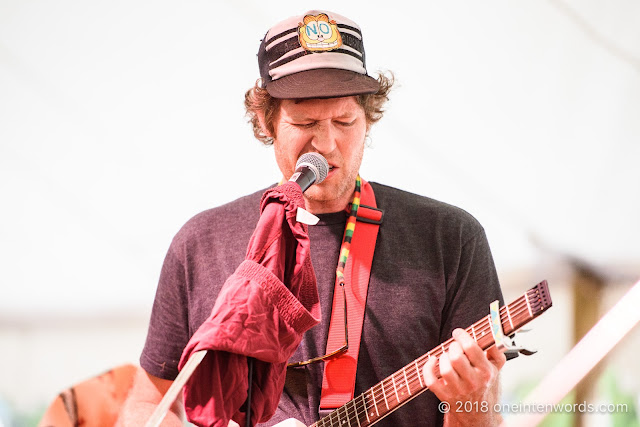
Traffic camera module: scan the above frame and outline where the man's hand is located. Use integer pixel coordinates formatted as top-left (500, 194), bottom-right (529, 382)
top-left (423, 328), bottom-right (506, 426)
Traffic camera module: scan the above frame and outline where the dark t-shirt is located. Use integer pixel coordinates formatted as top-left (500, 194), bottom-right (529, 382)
top-left (141, 182), bottom-right (504, 426)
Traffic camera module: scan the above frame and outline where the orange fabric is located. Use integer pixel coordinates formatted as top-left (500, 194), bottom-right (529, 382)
top-left (320, 179), bottom-right (380, 409)
top-left (39, 364), bottom-right (138, 427)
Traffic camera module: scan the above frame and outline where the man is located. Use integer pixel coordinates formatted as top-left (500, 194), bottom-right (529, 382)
top-left (120, 10), bottom-right (506, 426)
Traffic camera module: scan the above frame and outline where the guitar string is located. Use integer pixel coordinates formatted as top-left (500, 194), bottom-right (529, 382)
top-left (372, 288), bottom-right (548, 425)
top-left (316, 294), bottom-right (537, 426)
top-left (318, 288), bottom-right (548, 426)
top-left (394, 297), bottom-right (533, 398)
top-left (318, 297), bottom-right (533, 427)
top-left (364, 305), bottom-right (530, 421)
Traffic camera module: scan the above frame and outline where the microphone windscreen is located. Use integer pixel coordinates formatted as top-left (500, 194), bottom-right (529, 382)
top-left (295, 153), bottom-right (329, 184)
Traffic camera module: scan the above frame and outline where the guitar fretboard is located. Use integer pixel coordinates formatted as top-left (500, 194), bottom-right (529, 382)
top-left (310, 280), bottom-right (552, 427)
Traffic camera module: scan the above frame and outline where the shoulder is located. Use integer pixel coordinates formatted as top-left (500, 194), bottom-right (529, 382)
top-left (370, 182), bottom-right (485, 242)
top-left (169, 187), bottom-right (269, 251)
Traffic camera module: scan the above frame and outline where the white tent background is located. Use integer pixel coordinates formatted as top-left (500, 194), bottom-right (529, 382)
top-left (1, 0), bottom-right (639, 423)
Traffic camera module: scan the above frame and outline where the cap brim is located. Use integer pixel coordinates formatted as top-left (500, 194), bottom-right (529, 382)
top-left (265, 68), bottom-right (380, 99)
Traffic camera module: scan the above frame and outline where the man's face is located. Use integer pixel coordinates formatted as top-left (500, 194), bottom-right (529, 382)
top-left (270, 96), bottom-right (367, 214)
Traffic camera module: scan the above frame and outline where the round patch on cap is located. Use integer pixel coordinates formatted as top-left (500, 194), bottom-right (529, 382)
top-left (298, 14), bottom-right (343, 52)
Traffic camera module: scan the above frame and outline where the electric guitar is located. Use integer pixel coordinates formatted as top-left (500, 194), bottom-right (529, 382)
top-left (275, 280), bottom-right (553, 427)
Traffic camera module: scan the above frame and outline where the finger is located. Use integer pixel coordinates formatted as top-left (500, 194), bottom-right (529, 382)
top-left (438, 349), bottom-right (471, 398)
top-left (423, 353), bottom-right (458, 402)
top-left (451, 329), bottom-right (498, 391)
top-left (422, 354), bottom-right (441, 386)
top-left (451, 328), bottom-right (489, 369)
top-left (486, 345), bottom-right (507, 370)
top-left (446, 339), bottom-right (475, 381)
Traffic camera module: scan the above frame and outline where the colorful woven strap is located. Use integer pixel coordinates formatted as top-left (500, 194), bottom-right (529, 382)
top-left (320, 176), bottom-right (382, 411)
top-left (335, 176), bottom-right (362, 287)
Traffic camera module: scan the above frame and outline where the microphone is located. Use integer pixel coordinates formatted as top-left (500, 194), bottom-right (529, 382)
top-left (289, 152), bottom-right (329, 193)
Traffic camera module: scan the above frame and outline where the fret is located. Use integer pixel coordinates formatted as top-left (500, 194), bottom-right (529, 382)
top-left (471, 324), bottom-right (477, 341)
top-left (479, 319), bottom-right (488, 338)
top-left (349, 397), bottom-right (361, 427)
top-left (524, 291), bottom-right (533, 318)
top-left (403, 367), bottom-right (412, 396)
top-left (505, 301), bottom-right (514, 331)
top-left (391, 373), bottom-right (400, 403)
top-left (486, 315), bottom-right (492, 336)
top-left (327, 408), bottom-right (337, 427)
top-left (484, 325), bottom-right (490, 338)
top-left (379, 382), bottom-right (389, 410)
top-left (329, 405), bottom-right (338, 427)
top-left (369, 388), bottom-right (379, 418)
top-left (484, 316), bottom-right (493, 345)
top-left (414, 360), bottom-right (423, 387)
top-left (359, 392), bottom-right (370, 425)
top-left (340, 403), bottom-right (351, 427)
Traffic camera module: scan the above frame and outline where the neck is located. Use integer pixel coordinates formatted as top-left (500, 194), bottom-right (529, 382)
top-left (301, 177), bottom-right (359, 215)
top-left (304, 196), bottom-right (351, 214)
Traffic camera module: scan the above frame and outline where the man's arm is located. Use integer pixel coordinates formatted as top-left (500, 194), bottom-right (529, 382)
top-left (117, 368), bottom-right (184, 426)
top-left (423, 328), bottom-right (506, 426)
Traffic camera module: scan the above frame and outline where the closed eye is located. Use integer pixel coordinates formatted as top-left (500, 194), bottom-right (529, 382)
top-left (335, 119), bottom-right (356, 127)
top-left (292, 122), bottom-right (316, 129)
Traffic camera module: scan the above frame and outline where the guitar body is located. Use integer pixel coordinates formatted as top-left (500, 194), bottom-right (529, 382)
top-left (273, 419), bottom-right (307, 427)
top-left (38, 364), bottom-right (138, 427)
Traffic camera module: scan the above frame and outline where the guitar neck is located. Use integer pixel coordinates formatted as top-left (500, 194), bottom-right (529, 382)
top-left (310, 280), bottom-right (552, 427)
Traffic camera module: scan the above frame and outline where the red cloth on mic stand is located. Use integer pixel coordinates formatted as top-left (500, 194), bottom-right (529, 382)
top-left (178, 182), bottom-right (321, 427)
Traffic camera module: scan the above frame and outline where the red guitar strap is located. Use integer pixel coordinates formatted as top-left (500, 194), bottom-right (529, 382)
top-left (319, 179), bottom-right (383, 411)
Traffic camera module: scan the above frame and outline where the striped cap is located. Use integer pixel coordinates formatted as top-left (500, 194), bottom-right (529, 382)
top-left (258, 10), bottom-right (379, 99)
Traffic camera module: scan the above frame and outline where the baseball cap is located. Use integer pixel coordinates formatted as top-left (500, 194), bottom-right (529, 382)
top-left (258, 10), bottom-right (380, 99)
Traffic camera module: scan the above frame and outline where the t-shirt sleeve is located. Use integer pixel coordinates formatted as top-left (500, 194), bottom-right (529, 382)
top-left (140, 243), bottom-right (190, 380)
top-left (439, 227), bottom-right (504, 343)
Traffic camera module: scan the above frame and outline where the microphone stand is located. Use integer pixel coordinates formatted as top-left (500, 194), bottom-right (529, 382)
top-left (246, 357), bottom-right (255, 427)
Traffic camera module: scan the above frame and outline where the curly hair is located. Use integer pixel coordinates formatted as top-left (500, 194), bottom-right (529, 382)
top-left (244, 71), bottom-right (395, 145)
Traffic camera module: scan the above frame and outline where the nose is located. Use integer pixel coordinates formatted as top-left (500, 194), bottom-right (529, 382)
top-left (310, 122), bottom-right (337, 154)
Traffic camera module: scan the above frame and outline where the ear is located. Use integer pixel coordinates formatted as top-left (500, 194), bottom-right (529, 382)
top-left (256, 110), bottom-right (273, 138)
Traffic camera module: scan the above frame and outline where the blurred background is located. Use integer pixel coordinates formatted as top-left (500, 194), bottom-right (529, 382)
top-left (1, 0), bottom-right (639, 425)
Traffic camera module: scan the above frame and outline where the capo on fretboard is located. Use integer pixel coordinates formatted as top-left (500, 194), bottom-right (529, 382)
top-left (490, 300), bottom-right (537, 357)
